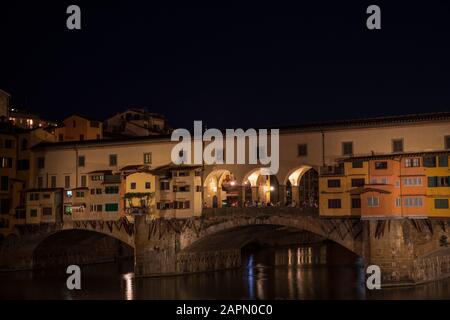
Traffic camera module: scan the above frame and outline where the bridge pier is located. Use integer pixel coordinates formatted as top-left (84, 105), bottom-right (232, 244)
top-left (365, 219), bottom-right (450, 286)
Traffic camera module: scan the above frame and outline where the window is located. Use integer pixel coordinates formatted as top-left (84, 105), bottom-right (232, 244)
top-left (375, 161), bottom-right (388, 169)
top-left (29, 193), bottom-right (39, 201)
top-left (178, 185), bottom-right (190, 192)
top-left (58, 134), bottom-right (64, 142)
top-left (1, 176), bottom-right (9, 191)
top-left (66, 190), bottom-right (72, 198)
top-left (109, 154), bottom-right (117, 166)
top-left (351, 178), bottom-right (365, 187)
top-left (396, 198), bottom-right (401, 208)
top-left (96, 204), bottom-right (103, 212)
top-left (17, 159), bottom-right (30, 170)
top-left (178, 171), bottom-right (189, 177)
top-left (423, 156), bottom-right (437, 167)
top-left (435, 199), bottom-right (449, 209)
top-left (65, 176), bottom-right (71, 189)
top-left (145, 182), bottom-right (151, 189)
top-left (130, 182), bottom-right (136, 190)
top-left (297, 144), bottom-right (307, 157)
top-left (37, 176), bottom-right (43, 189)
top-left (428, 176), bottom-right (449, 187)
top-left (173, 201), bottom-right (190, 209)
top-left (0, 199), bottom-right (10, 213)
top-left (342, 142), bottom-right (353, 156)
top-left (0, 157), bottom-right (12, 168)
top-left (404, 197), bottom-right (413, 207)
top-left (160, 181), bottom-right (170, 190)
top-left (404, 177), bottom-right (422, 186)
top-left (414, 197), bottom-right (423, 207)
top-left (445, 136), bottom-right (450, 150)
top-left (404, 197), bottom-right (423, 208)
top-left (91, 175), bottom-right (104, 181)
top-left (439, 155), bottom-right (448, 168)
top-left (21, 138), bottom-right (28, 150)
top-left (30, 209), bottom-right (38, 217)
top-left (367, 197), bottom-right (379, 207)
top-left (96, 188), bottom-right (102, 194)
top-left (370, 178), bottom-right (377, 184)
top-left (78, 156), bottom-right (85, 167)
top-left (351, 198), bottom-right (361, 209)
top-left (43, 194), bottom-right (50, 199)
top-left (42, 207), bottom-right (52, 216)
top-left (51, 176), bottom-right (57, 188)
top-left (76, 191), bottom-right (84, 198)
top-left (72, 120), bottom-right (76, 128)
top-left (37, 157), bottom-right (45, 169)
top-left (81, 175), bottom-right (87, 187)
top-left (4, 139), bottom-right (13, 149)
top-left (352, 161), bottom-right (363, 168)
top-left (79, 134), bottom-right (84, 141)
top-left (405, 158), bottom-right (420, 167)
top-left (105, 186), bottom-right (119, 194)
top-left (328, 199), bottom-right (341, 209)
top-left (143, 152), bottom-right (152, 164)
top-left (327, 179), bottom-right (341, 188)
top-left (105, 203), bottom-right (119, 212)
top-left (392, 139), bottom-right (404, 153)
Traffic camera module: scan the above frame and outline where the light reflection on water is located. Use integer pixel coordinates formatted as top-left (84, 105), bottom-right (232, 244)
top-left (1, 242), bottom-right (450, 299)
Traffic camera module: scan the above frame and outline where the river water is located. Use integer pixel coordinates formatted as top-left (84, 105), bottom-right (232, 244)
top-left (1, 242), bottom-right (450, 300)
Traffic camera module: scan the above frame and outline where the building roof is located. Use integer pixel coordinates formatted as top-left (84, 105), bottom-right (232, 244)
top-left (31, 112), bottom-right (450, 151)
top-left (88, 169), bottom-right (113, 175)
top-left (273, 112), bottom-right (450, 133)
top-left (151, 163), bottom-right (202, 175)
top-left (120, 164), bottom-right (151, 172)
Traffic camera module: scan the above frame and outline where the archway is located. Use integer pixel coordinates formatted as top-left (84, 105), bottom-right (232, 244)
top-left (243, 168), bottom-right (280, 205)
top-left (32, 229), bottom-right (134, 269)
top-left (204, 169), bottom-right (239, 208)
top-left (285, 166), bottom-right (319, 207)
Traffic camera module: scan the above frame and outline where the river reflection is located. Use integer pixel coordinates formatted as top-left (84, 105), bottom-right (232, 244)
top-left (1, 242), bottom-right (450, 299)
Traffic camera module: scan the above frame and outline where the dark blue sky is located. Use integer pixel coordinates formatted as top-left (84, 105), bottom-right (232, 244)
top-left (1, 1), bottom-right (450, 129)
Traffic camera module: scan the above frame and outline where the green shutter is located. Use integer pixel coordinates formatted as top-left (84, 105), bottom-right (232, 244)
top-left (435, 199), bottom-right (449, 209)
top-left (439, 155), bottom-right (449, 167)
top-left (428, 177), bottom-right (437, 187)
top-left (105, 203), bottom-right (118, 212)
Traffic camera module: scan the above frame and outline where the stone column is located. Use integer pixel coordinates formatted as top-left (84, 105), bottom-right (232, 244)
top-left (237, 185), bottom-right (245, 207)
top-left (278, 184), bottom-right (286, 205)
top-left (291, 187), bottom-right (299, 206)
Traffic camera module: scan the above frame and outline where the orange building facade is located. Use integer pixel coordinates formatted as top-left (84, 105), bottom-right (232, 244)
top-left (319, 152), bottom-right (450, 218)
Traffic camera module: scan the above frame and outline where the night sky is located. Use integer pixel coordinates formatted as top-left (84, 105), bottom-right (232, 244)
top-left (1, 1), bottom-right (450, 129)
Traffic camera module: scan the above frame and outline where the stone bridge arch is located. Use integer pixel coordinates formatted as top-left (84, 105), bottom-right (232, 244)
top-left (0, 218), bottom-right (135, 271)
top-left (180, 215), bottom-right (364, 257)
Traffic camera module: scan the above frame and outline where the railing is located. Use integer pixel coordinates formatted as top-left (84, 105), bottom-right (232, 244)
top-left (202, 206), bottom-right (319, 217)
